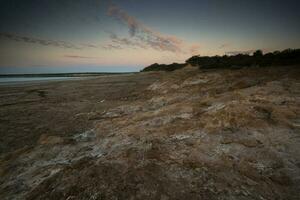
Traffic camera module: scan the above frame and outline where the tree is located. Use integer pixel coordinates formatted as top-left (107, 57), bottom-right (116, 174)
top-left (253, 50), bottom-right (263, 57)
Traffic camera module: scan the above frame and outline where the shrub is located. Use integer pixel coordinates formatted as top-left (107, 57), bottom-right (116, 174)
top-left (141, 63), bottom-right (186, 72)
top-left (141, 49), bottom-right (300, 72)
top-left (185, 49), bottom-right (300, 69)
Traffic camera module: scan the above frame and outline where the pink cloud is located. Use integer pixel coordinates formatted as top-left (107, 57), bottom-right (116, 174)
top-left (107, 4), bottom-right (199, 54)
top-left (64, 55), bottom-right (99, 59)
top-left (108, 4), bottom-right (140, 37)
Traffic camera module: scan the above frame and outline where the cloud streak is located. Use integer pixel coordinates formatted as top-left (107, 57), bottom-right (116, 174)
top-left (108, 33), bottom-right (147, 49)
top-left (102, 43), bottom-right (123, 50)
top-left (107, 4), bottom-right (199, 54)
top-left (0, 32), bottom-right (103, 50)
top-left (64, 55), bottom-right (99, 59)
top-left (108, 4), bottom-right (139, 37)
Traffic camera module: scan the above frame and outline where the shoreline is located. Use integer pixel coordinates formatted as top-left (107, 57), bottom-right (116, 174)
top-left (0, 73), bottom-right (139, 86)
top-left (0, 76), bottom-right (84, 86)
top-left (0, 72), bottom-right (136, 78)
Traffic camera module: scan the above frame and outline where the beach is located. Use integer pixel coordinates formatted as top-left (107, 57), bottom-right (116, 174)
top-left (1, 66), bottom-right (299, 200)
top-left (0, 72), bottom-right (159, 154)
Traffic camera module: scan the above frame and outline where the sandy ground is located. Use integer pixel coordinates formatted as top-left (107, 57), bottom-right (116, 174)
top-left (0, 73), bottom-right (159, 154)
top-left (0, 66), bottom-right (300, 200)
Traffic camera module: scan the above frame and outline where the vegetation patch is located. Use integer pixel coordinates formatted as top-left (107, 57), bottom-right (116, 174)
top-left (186, 49), bottom-right (300, 69)
top-left (141, 63), bottom-right (186, 72)
top-left (142, 49), bottom-right (300, 71)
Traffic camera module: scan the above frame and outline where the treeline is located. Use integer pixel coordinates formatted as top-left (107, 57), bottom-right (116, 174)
top-left (141, 49), bottom-right (300, 72)
top-left (141, 63), bottom-right (186, 72)
top-left (186, 49), bottom-right (300, 69)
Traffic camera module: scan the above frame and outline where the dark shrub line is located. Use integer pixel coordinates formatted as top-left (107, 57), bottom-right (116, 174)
top-left (186, 49), bottom-right (300, 69)
top-left (141, 63), bottom-right (186, 72)
top-left (142, 49), bottom-right (300, 71)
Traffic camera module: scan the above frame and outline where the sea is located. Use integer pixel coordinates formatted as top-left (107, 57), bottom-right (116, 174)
top-left (0, 66), bottom-right (140, 85)
top-left (0, 77), bottom-right (81, 85)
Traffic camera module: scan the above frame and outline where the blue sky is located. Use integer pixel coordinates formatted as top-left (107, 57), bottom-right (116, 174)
top-left (0, 0), bottom-right (299, 73)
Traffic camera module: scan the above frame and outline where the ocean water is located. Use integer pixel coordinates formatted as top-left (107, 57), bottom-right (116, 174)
top-left (0, 66), bottom-right (140, 85)
top-left (0, 66), bottom-right (140, 74)
top-left (0, 77), bottom-right (80, 85)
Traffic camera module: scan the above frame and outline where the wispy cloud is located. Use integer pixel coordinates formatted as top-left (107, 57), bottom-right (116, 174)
top-left (64, 55), bottom-right (99, 59)
top-left (80, 43), bottom-right (100, 48)
top-left (108, 32), bottom-right (147, 49)
top-left (102, 43), bottom-right (123, 50)
top-left (107, 4), bottom-right (199, 54)
top-left (0, 32), bottom-right (82, 49)
top-left (108, 4), bottom-right (139, 37)
top-left (0, 32), bottom-right (101, 50)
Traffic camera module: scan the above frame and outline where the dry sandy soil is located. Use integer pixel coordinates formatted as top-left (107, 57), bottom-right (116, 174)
top-left (0, 66), bottom-right (299, 200)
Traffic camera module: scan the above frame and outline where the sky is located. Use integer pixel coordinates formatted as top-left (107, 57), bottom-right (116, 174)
top-left (0, 0), bottom-right (299, 73)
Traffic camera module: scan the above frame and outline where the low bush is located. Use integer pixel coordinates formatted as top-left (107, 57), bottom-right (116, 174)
top-left (185, 49), bottom-right (300, 69)
top-left (141, 63), bottom-right (186, 72)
